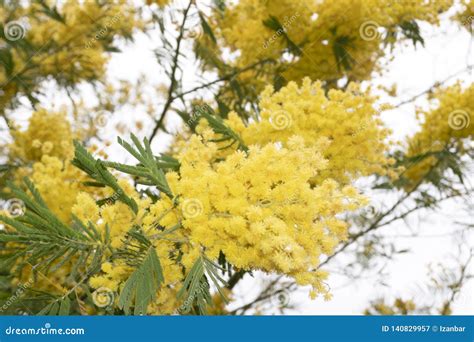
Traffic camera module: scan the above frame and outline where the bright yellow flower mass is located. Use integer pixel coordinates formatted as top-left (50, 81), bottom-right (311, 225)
top-left (403, 83), bottom-right (473, 189)
top-left (89, 79), bottom-right (381, 306)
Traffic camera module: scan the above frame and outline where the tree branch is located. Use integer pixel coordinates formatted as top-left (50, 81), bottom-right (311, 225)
top-left (319, 156), bottom-right (448, 269)
top-left (172, 58), bottom-right (275, 101)
top-left (394, 65), bottom-right (473, 108)
top-left (149, 0), bottom-right (194, 142)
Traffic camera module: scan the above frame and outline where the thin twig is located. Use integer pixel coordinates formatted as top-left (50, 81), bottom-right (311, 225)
top-left (393, 65), bottom-right (473, 108)
top-left (319, 157), bottom-right (446, 269)
top-left (172, 58), bottom-right (274, 101)
top-left (149, 0), bottom-right (194, 142)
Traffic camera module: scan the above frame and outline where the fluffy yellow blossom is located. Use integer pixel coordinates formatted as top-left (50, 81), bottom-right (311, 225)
top-left (90, 263), bottom-right (132, 292)
top-left (454, 0), bottom-right (474, 31)
top-left (30, 156), bottom-right (87, 223)
top-left (365, 298), bottom-right (417, 315)
top-left (1, 1), bottom-right (142, 111)
top-left (208, 289), bottom-right (233, 315)
top-left (148, 287), bottom-right (182, 315)
top-left (30, 1), bottom-right (140, 81)
top-left (9, 109), bottom-right (74, 162)
top-left (72, 193), bottom-right (100, 223)
top-left (152, 134), bottom-right (367, 298)
top-left (215, 0), bottom-right (315, 67)
top-left (152, 78), bottom-right (390, 301)
top-left (205, 0), bottom-right (452, 90)
top-left (403, 83), bottom-right (473, 188)
top-left (197, 78), bottom-right (393, 184)
top-left (146, 0), bottom-right (171, 7)
top-left (245, 79), bottom-right (393, 183)
top-left (84, 179), bottom-right (186, 314)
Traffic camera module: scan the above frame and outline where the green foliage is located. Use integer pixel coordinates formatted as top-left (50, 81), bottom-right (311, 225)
top-left (193, 36), bottom-right (225, 71)
top-left (0, 178), bottom-right (110, 315)
top-left (177, 255), bottom-right (227, 315)
top-left (0, 178), bottom-right (106, 276)
top-left (0, 164), bottom-right (10, 173)
top-left (0, 48), bottom-right (14, 77)
top-left (263, 16), bottom-right (302, 56)
top-left (212, 0), bottom-right (226, 13)
top-left (38, 296), bottom-right (72, 316)
top-left (378, 146), bottom-right (467, 191)
top-left (398, 20), bottom-right (424, 47)
top-left (200, 106), bottom-right (248, 152)
top-left (117, 229), bottom-right (164, 315)
top-left (332, 35), bottom-right (356, 72)
top-left (111, 134), bottom-right (175, 198)
top-left (71, 140), bottom-right (139, 213)
top-left (199, 11), bottom-right (217, 44)
top-left (36, 0), bottom-right (65, 24)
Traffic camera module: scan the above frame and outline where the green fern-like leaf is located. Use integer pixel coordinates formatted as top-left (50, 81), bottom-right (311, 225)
top-left (200, 107), bottom-right (248, 152)
top-left (72, 140), bottom-right (139, 213)
top-left (177, 255), bottom-right (227, 314)
top-left (263, 16), bottom-right (302, 56)
top-left (0, 179), bottom-right (105, 278)
top-left (118, 246), bottom-right (164, 315)
top-left (112, 134), bottom-right (175, 198)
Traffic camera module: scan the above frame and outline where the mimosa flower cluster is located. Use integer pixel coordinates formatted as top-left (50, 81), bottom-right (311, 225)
top-left (88, 79), bottom-right (389, 309)
top-left (404, 83), bottom-right (473, 188)
top-left (0, 0), bottom-right (141, 112)
top-left (202, 0), bottom-right (452, 89)
top-left (224, 79), bottom-right (395, 184)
